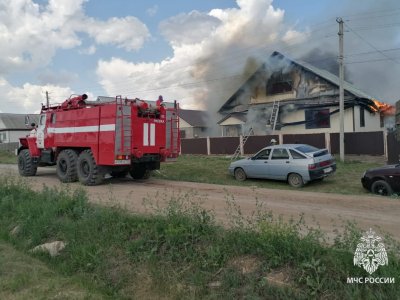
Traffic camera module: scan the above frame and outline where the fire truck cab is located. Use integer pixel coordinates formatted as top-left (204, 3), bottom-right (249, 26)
top-left (17, 94), bottom-right (180, 185)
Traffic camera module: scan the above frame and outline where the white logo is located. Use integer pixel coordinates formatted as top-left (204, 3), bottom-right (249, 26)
top-left (353, 228), bottom-right (388, 274)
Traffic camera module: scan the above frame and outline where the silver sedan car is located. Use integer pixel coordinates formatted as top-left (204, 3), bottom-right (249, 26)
top-left (228, 144), bottom-right (336, 187)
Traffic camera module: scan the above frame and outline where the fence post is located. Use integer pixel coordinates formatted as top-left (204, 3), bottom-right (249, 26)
top-left (206, 136), bottom-right (211, 156)
top-left (325, 132), bottom-right (331, 152)
top-left (383, 130), bottom-right (388, 160)
top-left (278, 133), bottom-right (283, 145)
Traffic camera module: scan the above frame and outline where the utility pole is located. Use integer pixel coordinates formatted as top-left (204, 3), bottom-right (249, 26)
top-left (337, 17), bottom-right (345, 162)
top-left (46, 90), bottom-right (49, 108)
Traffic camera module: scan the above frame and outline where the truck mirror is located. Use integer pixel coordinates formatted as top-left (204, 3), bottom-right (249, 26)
top-left (24, 115), bottom-right (30, 126)
top-left (31, 122), bottom-right (36, 128)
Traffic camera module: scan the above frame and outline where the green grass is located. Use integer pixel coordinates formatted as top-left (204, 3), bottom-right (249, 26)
top-left (154, 155), bottom-right (381, 195)
top-left (0, 177), bottom-right (398, 299)
top-left (0, 150), bottom-right (16, 164)
top-left (0, 241), bottom-right (103, 299)
top-left (0, 150), bottom-right (381, 195)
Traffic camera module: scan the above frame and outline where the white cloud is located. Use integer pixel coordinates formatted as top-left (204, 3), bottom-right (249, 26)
top-left (0, 77), bottom-right (75, 113)
top-left (0, 0), bottom-right (150, 75)
top-left (96, 0), bottom-right (305, 115)
top-left (83, 16), bottom-right (150, 51)
top-left (160, 11), bottom-right (221, 46)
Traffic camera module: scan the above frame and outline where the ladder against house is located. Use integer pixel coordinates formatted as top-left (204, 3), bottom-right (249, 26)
top-left (231, 127), bottom-right (254, 160)
top-left (269, 101), bottom-right (280, 132)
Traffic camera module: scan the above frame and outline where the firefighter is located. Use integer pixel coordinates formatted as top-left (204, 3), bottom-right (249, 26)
top-left (138, 100), bottom-right (149, 110)
top-left (29, 123), bottom-right (37, 137)
top-left (156, 95), bottom-right (163, 107)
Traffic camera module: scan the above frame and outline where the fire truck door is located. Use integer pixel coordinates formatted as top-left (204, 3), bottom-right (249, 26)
top-left (36, 114), bottom-right (46, 149)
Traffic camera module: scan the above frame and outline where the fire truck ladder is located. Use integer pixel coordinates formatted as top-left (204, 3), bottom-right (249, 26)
top-left (269, 101), bottom-right (280, 132)
top-left (166, 108), bottom-right (180, 161)
top-left (116, 97), bottom-right (131, 156)
top-left (231, 127), bottom-right (254, 160)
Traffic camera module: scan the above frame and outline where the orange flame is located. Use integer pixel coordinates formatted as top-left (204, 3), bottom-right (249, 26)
top-left (371, 99), bottom-right (395, 115)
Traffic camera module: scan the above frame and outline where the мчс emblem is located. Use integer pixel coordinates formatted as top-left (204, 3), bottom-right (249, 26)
top-left (353, 228), bottom-right (388, 274)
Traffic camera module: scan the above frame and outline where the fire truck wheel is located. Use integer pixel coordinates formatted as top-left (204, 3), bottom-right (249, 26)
top-left (56, 149), bottom-right (78, 183)
top-left (129, 164), bottom-right (151, 180)
top-left (18, 149), bottom-right (37, 176)
top-left (77, 149), bottom-right (104, 185)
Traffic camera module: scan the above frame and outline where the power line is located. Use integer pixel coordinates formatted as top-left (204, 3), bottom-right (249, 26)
top-left (345, 23), bottom-right (400, 65)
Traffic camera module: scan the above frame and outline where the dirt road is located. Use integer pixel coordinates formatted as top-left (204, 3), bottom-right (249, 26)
top-left (1, 164), bottom-right (399, 241)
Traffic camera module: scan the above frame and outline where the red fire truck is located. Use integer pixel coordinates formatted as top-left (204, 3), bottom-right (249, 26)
top-left (17, 94), bottom-right (180, 185)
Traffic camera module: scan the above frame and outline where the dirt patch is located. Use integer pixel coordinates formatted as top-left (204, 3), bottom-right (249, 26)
top-left (1, 164), bottom-right (400, 242)
top-left (265, 266), bottom-right (293, 287)
top-left (227, 255), bottom-right (261, 275)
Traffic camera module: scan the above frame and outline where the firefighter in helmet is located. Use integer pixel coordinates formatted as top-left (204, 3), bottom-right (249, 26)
top-left (156, 95), bottom-right (164, 107)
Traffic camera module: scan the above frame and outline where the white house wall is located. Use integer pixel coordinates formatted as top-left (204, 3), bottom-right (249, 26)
top-left (279, 107), bottom-right (382, 134)
top-left (179, 118), bottom-right (192, 129)
top-left (219, 117), bottom-right (245, 126)
top-left (10, 130), bottom-right (30, 143)
top-left (353, 106), bottom-right (383, 132)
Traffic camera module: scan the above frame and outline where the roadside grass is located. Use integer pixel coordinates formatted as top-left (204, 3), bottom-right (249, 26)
top-left (0, 150), bottom-right (16, 164)
top-left (0, 177), bottom-right (398, 299)
top-left (155, 155), bottom-right (383, 195)
top-left (0, 241), bottom-right (103, 299)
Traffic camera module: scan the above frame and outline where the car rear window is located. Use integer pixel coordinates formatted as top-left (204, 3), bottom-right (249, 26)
top-left (295, 145), bottom-right (319, 154)
top-left (289, 149), bottom-right (307, 159)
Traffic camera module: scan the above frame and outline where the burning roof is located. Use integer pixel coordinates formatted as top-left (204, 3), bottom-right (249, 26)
top-left (218, 51), bottom-right (395, 115)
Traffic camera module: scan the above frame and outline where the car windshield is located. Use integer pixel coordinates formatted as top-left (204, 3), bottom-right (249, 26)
top-left (295, 145), bottom-right (319, 154)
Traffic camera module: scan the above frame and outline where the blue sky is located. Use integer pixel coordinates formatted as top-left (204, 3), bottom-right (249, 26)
top-left (0, 0), bottom-right (399, 113)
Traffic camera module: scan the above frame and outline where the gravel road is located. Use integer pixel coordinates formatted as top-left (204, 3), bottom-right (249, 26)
top-left (1, 164), bottom-right (399, 241)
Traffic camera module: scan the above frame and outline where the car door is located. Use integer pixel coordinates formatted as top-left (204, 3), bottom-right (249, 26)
top-left (36, 114), bottom-right (46, 149)
top-left (267, 148), bottom-right (291, 180)
top-left (246, 148), bottom-right (271, 178)
top-left (387, 165), bottom-right (400, 192)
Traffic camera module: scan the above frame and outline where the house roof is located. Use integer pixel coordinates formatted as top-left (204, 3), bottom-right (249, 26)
top-left (179, 109), bottom-right (208, 127)
top-left (217, 112), bottom-right (247, 125)
top-left (219, 51), bottom-right (378, 113)
top-left (0, 113), bottom-right (39, 130)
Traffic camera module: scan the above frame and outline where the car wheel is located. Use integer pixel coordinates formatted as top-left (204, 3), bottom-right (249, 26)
top-left (234, 168), bottom-right (247, 181)
top-left (288, 173), bottom-right (304, 188)
top-left (371, 180), bottom-right (393, 196)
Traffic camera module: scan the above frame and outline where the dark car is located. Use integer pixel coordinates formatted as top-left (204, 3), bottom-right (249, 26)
top-left (361, 164), bottom-right (400, 196)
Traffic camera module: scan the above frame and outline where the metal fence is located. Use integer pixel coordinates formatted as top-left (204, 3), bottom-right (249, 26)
top-left (0, 142), bottom-right (18, 153)
top-left (181, 131), bottom-right (386, 156)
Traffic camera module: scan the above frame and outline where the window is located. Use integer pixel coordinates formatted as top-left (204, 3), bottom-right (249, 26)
top-left (305, 109), bottom-right (330, 129)
top-left (266, 72), bottom-right (293, 95)
top-left (380, 114), bottom-right (384, 128)
top-left (289, 149), bottom-right (306, 159)
top-left (39, 115), bottom-right (46, 126)
top-left (360, 107), bottom-right (365, 127)
top-left (51, 113), bottom-right (56, 124)
top-left (253, 149), bottom-right (271, 160)
top-left (295, 145), bottom-right (318, 153)
top-left (271, 148), bottom-right (289, 160)
top-left (180, 130), bottom-right (186, 138)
